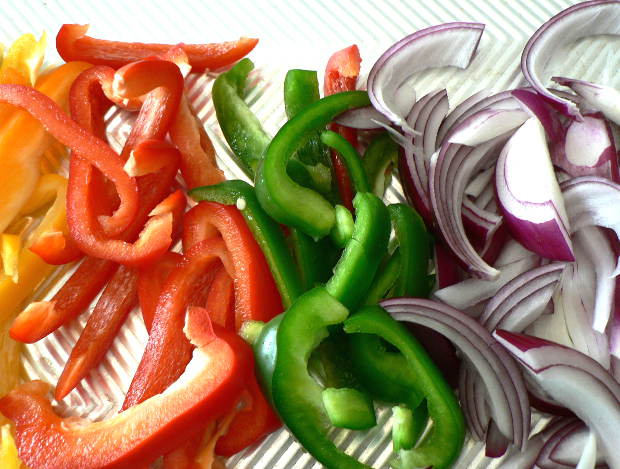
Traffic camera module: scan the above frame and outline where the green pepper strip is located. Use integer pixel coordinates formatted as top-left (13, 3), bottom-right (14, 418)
top-left (284, 69), bottom-right (330, 166)
top-left (253, 313), bottom-right (282, 406)
top-left (320, 130), bottom-right (370, 194)
top-left (363, 133), bottom-right (399, 198)
top-left (388, 203), bottom-right (431, 298)
top-left (322, 387), bottom-right (376, 430)
top-left (363, 249), bottom-right (401, 305)
top-left (326, 192), bottom-right (390, 311)
top-left (256, 90), bottom-right (371, 239)
top-left (344, 306), bottom-right (465, 469)
top-left (190, 180), bottom-right (303, 308)
top-left (288, 228), bottom-right (336, 291)
top-left (212, 58), bottom-right (271, 177)
top-left (272, 287), bottom-right (371, 469)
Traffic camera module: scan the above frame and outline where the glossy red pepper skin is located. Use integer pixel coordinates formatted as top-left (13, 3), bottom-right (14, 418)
top-left (170, 94), bottom-right (225, 189)
top-left (324, 45), bottom-right (361, 212)
top-left (183, 202), bottom-right (284, 329)
top-left (122, 238), bottom-right (233, 409)
top-left (57, 24), bottom-right (259, 71)
top-left (54, 265), bottom-right (139, 401)
top-left (215, 376), bottom-right (281, 456)
top-left (205, 265), bottom-right (235, 331)
top-left (138, 251), bottom-right (183, 333)
top-left (10, 163), bottom-right (180, 343)
top-left (0, 307), bottom-right (251, 469)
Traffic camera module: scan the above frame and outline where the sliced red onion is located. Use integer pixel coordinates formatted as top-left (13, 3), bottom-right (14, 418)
top-left (521, 0), bottom-right (620, 120)
top-left (573, 227), bottom-right (616, 334)
top-left (551, 424), bottom-right (606, 468)
top-left (554, 76), bottom-right (620, 126)
top-left (496, 117), bottom-right (574, 261)
top-left (333, 105), bottom-right (391, 130)
top-left (431, 136), bottom-right (510, 280)
top-left (462, 197), bottom-right (503, 244)
top-left (368, 22), bottom-right (484, 132)
top-left (434, 242), bottom-right (461, 289)
top-left (495, 330), bottom-right (620, 469)
top-left (459, 364), bottom-right (488, 440)
top-left (434, 240), bottom-right (538, 311)
top-left (500, 418), bottom-right (574, 469)
top-left (535, 418), bottom-right (583, 469)
top-left (382, 298), bottom-right (530, 448)
top-left (512, 88), bottom-right (565, 144)
top-left (486, 420), bottom-right (509, 458)
top-left (448, 108), bottom-right (529, 146)
top-left (561, 176), bottom-right (620, 276)
top-left (555, 249), bottom-right (610, 369)
top-left (476, 182), bottom-right (495, 209)
top-left (478, 223), bottom-right (509, 267)
top-left (610, 278), bottom-right (620, 359)
top-left (554, 113), bottom-right (619, 182)
top-left (466, 166), bottom-right (495, 197)
top-left (437, 90), bottom-right (520, 147)
top-left (480, 262), bottom-right (565, 333)
top-left (399, 142), bottom-right (434, 223)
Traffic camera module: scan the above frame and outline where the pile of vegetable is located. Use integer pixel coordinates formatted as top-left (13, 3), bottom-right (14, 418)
top-left (1, 0), bottom-right (620, 468)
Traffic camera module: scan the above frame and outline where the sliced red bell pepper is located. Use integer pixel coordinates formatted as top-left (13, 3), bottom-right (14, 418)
top-left (324, 45), bottom-right (361, 212)
top-left (53, 190), bottom-right (186, 400)
top-left (0, 83), bottom-right (140, 241)
top-left (183, 201), bottom-right (283, 329)
top-left (205, 264), bottom-right (235, 331)
top-left (122, 238), bottom-right (234, 409)
top-left (138, 251), bottom-right (183, 333)
top-left (169, 93), bottom-right (225, 189)
top-left (0, 307), bottom-right (251, 469)
top-left (215, 375), bottom-right (280, 456)
top-left (54, 265), bottom-right (138, 401)
top-left (57, 24), bottom-right (259, 71)
top-left (10, 163), bottom-right (180, 343)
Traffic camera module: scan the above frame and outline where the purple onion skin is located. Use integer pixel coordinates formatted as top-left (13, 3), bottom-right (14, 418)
top-left (406, 323), bottom-right (461, 389)
top-left (512, 89), bottom-right (564, 144)
top-left (528, 391), bottom-right (575, 418)
top-left (398, 147), bottom-right (434, 225)
top-left (499, 208), bottom-right (575, 262)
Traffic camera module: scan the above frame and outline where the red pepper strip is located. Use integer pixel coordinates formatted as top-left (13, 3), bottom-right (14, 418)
top-left (28, 231), bottom-right (83, 265)
top-left (53, 190), bottom-right (186, 400)
top-left (10, 163), bottom-right (180, 343)
top-left (183, 202), bottom-right (284, 329)
top-left (0, 83), bottom-right (139, 238)
top-left (215, 376), bottom-right (281, 456)
top-left (138, 251), bottom-right (183, 334)
top-left (205, 265), bottom-right (235, 331)
top-left (124, 138), bottom-right (185, 178)
top-left (0, 307), bottom-right (251, 469)
top-left (170, 93), bottom-right (225, 189)
top-left (54, 265), bottom-right (138, 401)
top-left (122, 238), bottom-right (234, 410)
top-left (56, 24), bottom-right (259, 72)
top-left (324, 44), bottom-right (362, 212)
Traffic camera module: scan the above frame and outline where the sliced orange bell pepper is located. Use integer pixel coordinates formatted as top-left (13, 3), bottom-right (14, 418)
top-left (0, 307), bottom-right (251, 469)
top-left (0, 62), bottom-right (91, 234)
top-left (57, 24), bottom-right (258, 71)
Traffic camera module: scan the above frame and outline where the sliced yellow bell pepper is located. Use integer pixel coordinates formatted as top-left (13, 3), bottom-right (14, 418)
top-left (0, 32), bottom-right (46, 86)
top-left (0, 176), bottom-right (70, 424)
top-left (0, 60), bottom-right (90, 235)
top-left (0, 424), bottom-right (22, 469)
top-left (0, 235), bottom-right (20, 284)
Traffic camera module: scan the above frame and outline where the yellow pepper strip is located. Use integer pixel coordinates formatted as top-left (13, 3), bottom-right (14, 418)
top-left (19, 173), bottom-right (67, 215)
top-left (0, 33), bottom-right (47, 133)
top-left (1, 32), bottom-right (47, 86)
top-left (38, 140), bottom-right (67, 175)
top-left (0, 424), bottom-right (21, 469)
top-left (0, 60), bottom-right (91, 234)
top-left (0, 177), bottom-right (70, 423)
top-left (1, 234), bottom-right (21, 283)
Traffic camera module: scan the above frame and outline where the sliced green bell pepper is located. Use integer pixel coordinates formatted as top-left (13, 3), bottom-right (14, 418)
top-left (256, 90), bottom-right (371, 239)
top-left (320, 130), bottom-right (370, 194)
top-left (272, 287), bottom-right (371, 469)
top-left (363, 249), bottom-right (401, 305)
top-left (388, 203), bottom-right (431, 298)
top-left (326, 192), bottom-right (390, 311)
top-left (189, 179), bottom-right (303, 308)
top-left (344, 306), bottom-right (465, 469)
top-left (212, 58), bottom-right (270, 177)
top-left (363, 133), bottom-right (399, 198)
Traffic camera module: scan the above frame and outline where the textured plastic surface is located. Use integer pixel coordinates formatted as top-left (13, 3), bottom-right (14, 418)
top-left (3, 0), bottom-right (618, 467)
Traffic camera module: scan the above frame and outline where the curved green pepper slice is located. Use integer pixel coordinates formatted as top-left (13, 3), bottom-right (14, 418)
top-left (344, 306), bottom-right (465, 469)
top-left (256, 90), bottom-right (371, 239)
